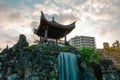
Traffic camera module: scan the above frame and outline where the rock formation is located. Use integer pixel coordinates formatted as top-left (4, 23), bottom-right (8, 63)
top-left (0, 34), bottom-right (119, 80)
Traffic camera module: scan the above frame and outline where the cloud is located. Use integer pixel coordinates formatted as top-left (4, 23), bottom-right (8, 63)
top-left (30, 21), bottom-right (39, 29)
top-left (8, 12), bottom-right (25, 22)
top-left (53, 0), bottom-right (87, 7)
top-left (0, 26), bottom-right (18, 48)
top-left (49, 12), bottom-right (78, 24)
top-left (0, 0), bottom-right (120, 49)
top-left (0, 2), bottom-right (13, 13)
top-left (34, 2), bottom-right (79, 24)
top-left (0, 2), bottom-right (35, 48)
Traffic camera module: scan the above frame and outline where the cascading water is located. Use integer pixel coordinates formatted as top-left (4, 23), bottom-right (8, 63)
top-left (58, 52), bottom-right (80, 80)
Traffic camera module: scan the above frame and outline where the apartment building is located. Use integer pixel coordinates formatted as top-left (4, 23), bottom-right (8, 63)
top-left (69, 36), bottom-right (96, 49)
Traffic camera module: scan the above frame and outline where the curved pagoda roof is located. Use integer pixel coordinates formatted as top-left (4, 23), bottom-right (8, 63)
top-left (35, 11), bottom-right (76, 39)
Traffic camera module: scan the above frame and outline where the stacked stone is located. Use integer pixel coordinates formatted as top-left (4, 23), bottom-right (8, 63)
top-left (0, 34), bottom-right (119, 80)
top-left (100, 60), bottom-right (119, 80)
top-left (0, 34), bottom-right (29, 80)
top-left (0, 62), bottom-right (2, 78)
top-left (0, 35), bottom-right (61, 80)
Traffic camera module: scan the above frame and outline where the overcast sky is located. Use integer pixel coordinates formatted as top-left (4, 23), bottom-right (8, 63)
top-left (0, 0), bottom-right (120, 49)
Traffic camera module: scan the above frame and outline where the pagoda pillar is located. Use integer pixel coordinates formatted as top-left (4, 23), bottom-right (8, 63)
top-left (65, 35), bottom-right (67, 44)
top-left (44, 27), bottom-right (48, 42)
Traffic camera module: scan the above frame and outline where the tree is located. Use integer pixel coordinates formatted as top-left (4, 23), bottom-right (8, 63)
top-left (78, 47), bottom-right (104, 67)
top-left (105, 40), bottom-right (120, 54)
top-left (104, 40), bottom-right (120, 68)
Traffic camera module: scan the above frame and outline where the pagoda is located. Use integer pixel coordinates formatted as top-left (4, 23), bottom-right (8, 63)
top-left (34, 11), bottom-right (76, 44)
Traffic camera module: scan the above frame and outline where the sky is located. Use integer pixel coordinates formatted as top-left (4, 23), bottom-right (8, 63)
top-left (0, 0), bottom-right (120, 49)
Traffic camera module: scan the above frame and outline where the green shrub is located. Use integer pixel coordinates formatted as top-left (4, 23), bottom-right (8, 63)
top-left (27, 44), bottom-right (37, 50)
top-left (78, 47), bottom-right (104, 67)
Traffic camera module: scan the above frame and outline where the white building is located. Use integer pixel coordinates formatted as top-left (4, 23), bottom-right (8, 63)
top-left (69, 36), bottom-right (96, 49)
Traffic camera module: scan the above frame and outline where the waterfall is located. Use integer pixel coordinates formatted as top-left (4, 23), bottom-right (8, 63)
top-left (58, 52), bottom-right (80, 80)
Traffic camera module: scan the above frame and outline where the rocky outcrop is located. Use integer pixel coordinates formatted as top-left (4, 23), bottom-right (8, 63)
top-left (100, 60), bottom-right (119, 80)
top-left (0, 34), bottom-right (77, 80)
top-left (0, 34), bottom-right (29, 80)
top-left (0, 34), bottom-right (119, 80)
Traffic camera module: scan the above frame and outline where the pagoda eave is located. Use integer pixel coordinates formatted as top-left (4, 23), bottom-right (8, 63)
top-left (35, 11), bottom-right (76, 39)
